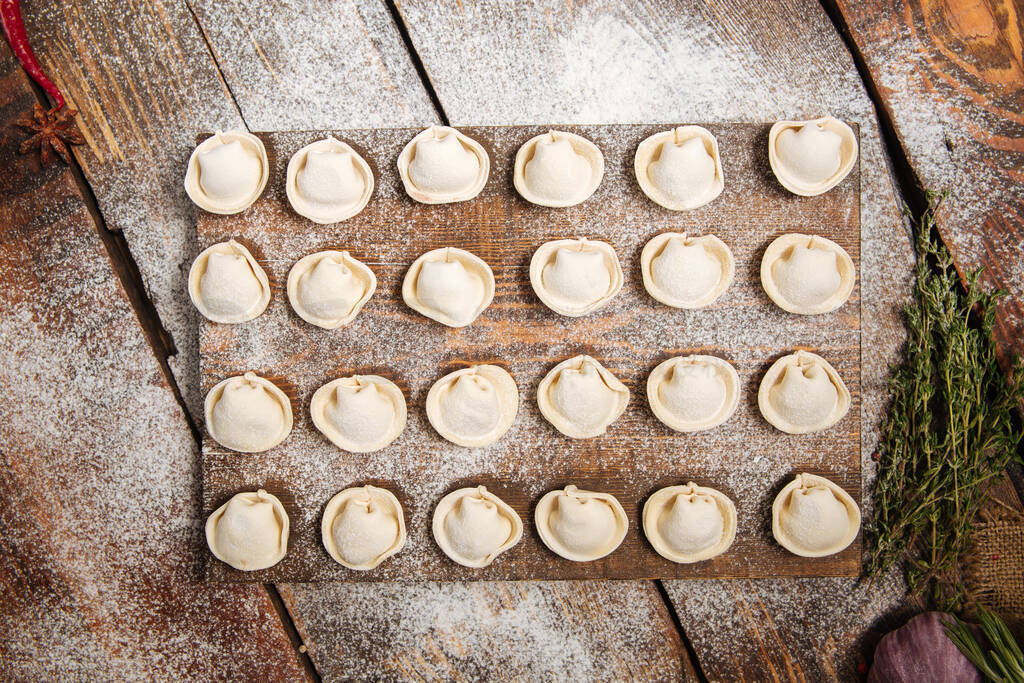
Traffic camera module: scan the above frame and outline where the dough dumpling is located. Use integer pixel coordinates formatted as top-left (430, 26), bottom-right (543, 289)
top-left (206, 489), bottom-right (289, 571)
top-left (758, 350), bottom-right (850, 434)
top-left (537, 355), bottom-right (630, 439)
top-left (640, 233), bottom-right (734, 309)
top-left (425, 365), bottom-right (519, 447)
top-left (634, 126), bottom-right (724, 210)
top-left (513, 130), bottom-right (604, 207)
top-left (769, 117), bottom-right (858, 196)
top-left (772, 473), bottom-right (861, 557)
top-left (761, 233), bottom-right (855, 315)
top-left (286, 137), bottom-right (374, 223)
top-left (205, 372), bottom-right (293, 453)
top-left (432, 486), bottom-right (523, 568)
top-left (535, 485), bottom-right (628, 562)
top-left (402, 247), bottom-right (495, 327)
top-left (643, 482), bottom-right (736, 563)
top-left (287, 250), bottom-right (376, 329)
top-left (322, 485), bottom-right (406, 570)
top-left (647, 355), bottom-right (739, 432)
top-left (185, 130), bottom-right (268, 214)
top-left (398, 126), bottom-right (489, 204)
top-left (188, 239), bottom-right (271, 324)
top-left (310, 375), bottom-right (406, 453)
top-left (530, 238), bottom-right (623, 317)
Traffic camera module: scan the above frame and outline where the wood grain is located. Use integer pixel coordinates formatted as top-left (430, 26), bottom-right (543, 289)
top-left (0, 45), bottom-right (304, 680)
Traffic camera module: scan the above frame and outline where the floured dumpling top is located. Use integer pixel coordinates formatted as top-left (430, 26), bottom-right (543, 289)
top-left (761, 233), bottom-right (855, 315)
top-left (513, 130), bottom-right (604, 207)
top-left (758, 350), bottom-right (850, 434)
top-left (647, 355), bottom-right (740, 433)
top-left (535, 485), bottom-right (628, 562)
top-left (188, 239), bottom-right (271, 324)
top-left (425, 365), bottom-right (519, 447)
top-left (772, 473), bottom-right (861, 557)
top-left (432, 486), bottom-right (523, 568)
top-left (640, 232), bottom-right (734, 309)
top-left (769, 117), bottom-right (858, 196)
top-left (286, 137), bottom-right (374, 223)
top-left (643, 482), bottom-right (737, 563)
top-left (537, 355), bottom-right (630, 439)
top-left (402, 247), bottom-right (495, 327)
top-left (398, 126), bottom-right (489, 204)
top-left (206, 489), bottom-right (289, 571)
top-left (310, 375), bottom-right (406, 453)
top-left (185, 130), bottom-right (268, 214)
top-left (287, 250), bottom-right (376, 329)
top-left (205, 372), bottom-right (293, 453)
top-left (322, 485), bottom-right (406, 570)
top-left (530, 238), bottom-right (623, 317)
top-left (634, 126), bottom-right (724, 210)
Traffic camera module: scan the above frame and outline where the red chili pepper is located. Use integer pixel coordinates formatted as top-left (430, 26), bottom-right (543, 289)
top-left (1, 0), bottom-right (65, 109)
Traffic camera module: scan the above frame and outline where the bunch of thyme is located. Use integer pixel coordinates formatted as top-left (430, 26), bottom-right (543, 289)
top-left (867, 191), bottom-right (1024, 610)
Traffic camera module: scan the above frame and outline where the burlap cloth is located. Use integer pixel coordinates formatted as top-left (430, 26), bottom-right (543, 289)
top-left (963, 500), bottom-right (1024, 633)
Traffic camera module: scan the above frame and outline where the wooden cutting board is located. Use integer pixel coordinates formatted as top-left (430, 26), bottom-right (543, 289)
top-left (199, 124), bottom-right (861, 582)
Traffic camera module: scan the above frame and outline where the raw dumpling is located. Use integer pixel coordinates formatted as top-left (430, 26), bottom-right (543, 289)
top-left (634, 126), bottom-right (724, 210)
top-left (513, 130), bottom-right (604, 207)
top-left (537, 355), bottom-right (629, 439)
top-left (188, 239), bottom-right (271, 324)
top-left (310, 375), bottom-right (406, 453)
top-left (402, 247), bottom-right (495, 327)
top-left (761, 233), bottom-right (855, 314)
top-left (432, 486), bottom-right (523, 567)
top-left (643, 482), bottom-right (736, 563)
top-left (322, 485), bottom-right (406, 570)
top-left (640, 232), bottom-right (734, 309)
top-left (287, 250), bottom-right (376, 328)
top-left (769, 117), bottom-right (858, 196)
top-left (772, 473), bottom-right (861, 557)
top-left (398, 126), bottom-right (489, 204)
top-left (205, 372), bottom-right (293, 453)
top-left (206, 489), bottom-right (289, 571)
top-left (530, 238), bottom-right (623, 317)
top-left (647, 355), bottom-right (740, 433)
top-left (185, 130), bottom-right (268, 214)
top-left (286, 137), bottom-right (374, 223)
top-left (425, 365), bottom-right (518, 447)
top-left (758, 350), bottom-right (850, 434)
top-left (535, 485), bottom-right (628, 562)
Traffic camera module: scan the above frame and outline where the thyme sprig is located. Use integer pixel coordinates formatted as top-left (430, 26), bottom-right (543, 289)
top-left (867, 191), bottom-right (1024, 610)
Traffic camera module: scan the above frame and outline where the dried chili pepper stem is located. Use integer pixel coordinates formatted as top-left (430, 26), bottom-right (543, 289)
top-left (1, 0), bottom-right (65, 109)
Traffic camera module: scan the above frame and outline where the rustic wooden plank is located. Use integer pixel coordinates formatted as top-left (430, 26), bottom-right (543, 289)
top-left (835, 0), bottom-right (1024, 365)
top-left (0, 47), bottom-right (304, 680)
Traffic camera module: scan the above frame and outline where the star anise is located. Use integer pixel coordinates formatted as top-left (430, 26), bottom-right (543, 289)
top-left (15, 103), bottom-right (85, 166)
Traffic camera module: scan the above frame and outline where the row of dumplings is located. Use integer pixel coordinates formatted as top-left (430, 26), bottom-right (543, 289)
top-left (184, 118), bottom-right (859, 220)
top-left (207, 473), bottom-right (862, 573)
top-left (205, 350), bottom-right (850, 455)
top-left (188, 231), bottom-right (856, 329)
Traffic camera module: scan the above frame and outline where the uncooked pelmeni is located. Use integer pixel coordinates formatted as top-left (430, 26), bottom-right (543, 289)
top-left (402, 247), bottom-right (495, 327)
top-left (432, 486), bottom-right (523, 567)
top-left (643, 482), bottom-right (736, 563)
top-left (206, 489), bottom-right (289, 571)
top-left (425, 365), bottom-right (518, 447)
top-left (758, 350), bottom-right (850, 434)
top-left (286, 137), bottom-right (373, 223)
top-left (513, 130), bottom-right (604, 207)
top-left (634, 126), bottom-right (724, 210)
top-left (530, 238), bottom-right (623, 317)
top-left (760, 233), bottom-right (855, 315)
top-left (640, 232), bottom-right (734, 309)
top-left (185, 130), bottom-right (268, 214)
top-left (647, 355), bottom-right (740, 433)
top-left (322, 485), bottom-right (406, 570)
top-left (188, 239), bottom-right (271, 324)
top-left (397, 126), bottom-right (489, 204)
top-left (537, 355), bottom-right (629, 439)
top-left (287, 250), bottom-right (376, 329)
top-left (205, 372), bottom-right (293, 453)
top-left (769, 116), bottom-right (858, 196)
top-left (310, 375), bottom-right (406, 453)
top-left (772, 473), bottom-right (861, 557)
top-left (535, 485), bottom-right (628, 562)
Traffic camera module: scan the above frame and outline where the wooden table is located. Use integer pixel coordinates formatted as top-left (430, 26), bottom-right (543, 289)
top-left (1, 0), bottom-right (1020, 679)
